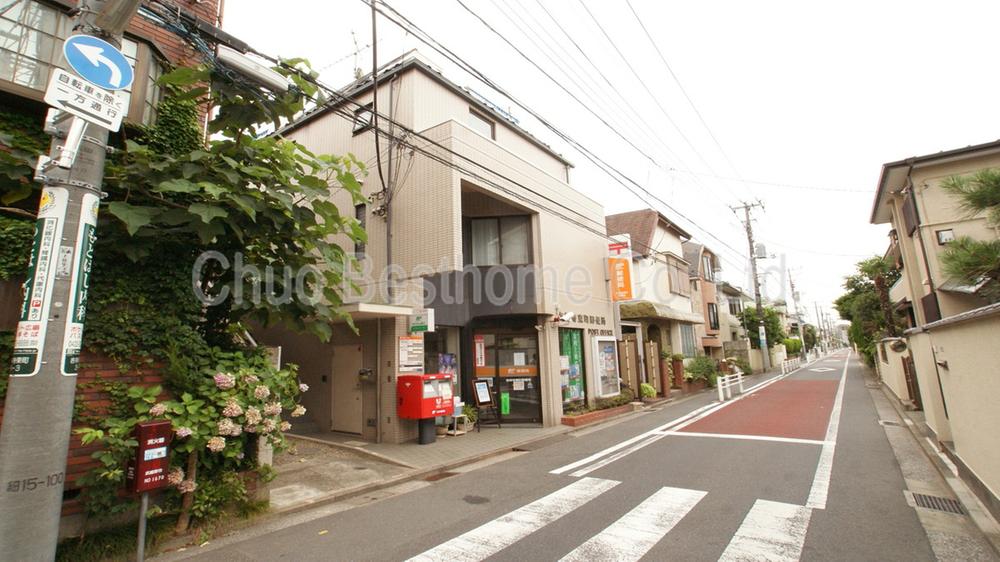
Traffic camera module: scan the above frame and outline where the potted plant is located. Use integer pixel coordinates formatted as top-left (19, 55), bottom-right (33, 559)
top-left (684, 356), bottom-right (718, 393)
top-left (640, 382), bottom-right (657, 403)
top-left (670, 353), bottom-right (686, 388)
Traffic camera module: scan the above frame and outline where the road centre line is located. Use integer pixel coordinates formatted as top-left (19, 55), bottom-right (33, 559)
top-left (559, 486), bottom-right (707, 562)
top-left (659, 431), bottom-right (831, 446)
top-left (805, 350), bottom-right (851, 510)
top-left (405, 477), bottom-right (618, 562)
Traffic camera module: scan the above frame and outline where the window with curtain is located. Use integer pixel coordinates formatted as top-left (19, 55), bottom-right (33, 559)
top-left (702, 254), bottom-right (715, 282)
top-left (708, 303), bottom-right (719, 330)
top-left (470, 216), bottom-right (530, 265)
top-left (680, 324), bottom-right (697, 357)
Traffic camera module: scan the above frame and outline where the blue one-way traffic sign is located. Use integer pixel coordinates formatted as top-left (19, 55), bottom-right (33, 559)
top-left (62, 35), bottom-right (134, 91)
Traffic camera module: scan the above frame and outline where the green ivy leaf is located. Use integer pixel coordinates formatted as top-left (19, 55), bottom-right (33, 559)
top-left (188, 203), bottom-right (228, 224)
top-left (107, 202), bottom-right (158, 236)
top-left (156, 178), bottom-right (199, 193)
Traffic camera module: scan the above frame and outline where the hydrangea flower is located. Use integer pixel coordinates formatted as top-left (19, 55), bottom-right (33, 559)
top-left (167, 467), bottom-right (184, 486)
top-left (178, 480), bottom-right (197, 494)
top-left (149, 403), bottom-right (167, 417)
top-left (263, 402), bottom-right (282, 417)
top-left (244, 374), bottom-right (260, 384)
top-left (175, 427), bottom-right (193, 439)
top-left (280, 421), bottom-right (292, 432)
top-left (299, 383), bottom-right (309, 393)
top-left (217, 419), bottom-right (237, 436)
top-left (214, 372), bottom-right (236, 390)
top-left (245, 406), bottom-right (262, 425)
top-left (254, 385), bottom-right (271, 400)
top-left (207, 436), bottom-right (226, 453)
top-left (262, 418), bottom-right (277, 434)
top-left (222, 400), bottom-right (243, 418)
top-left (244, 424), bottom-right (257, 433)
top-left (291, 405), bottom-right (307, 418)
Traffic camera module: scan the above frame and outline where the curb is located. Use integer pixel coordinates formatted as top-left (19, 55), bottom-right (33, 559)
top-left (874, 378), bottom-right (1000, 556)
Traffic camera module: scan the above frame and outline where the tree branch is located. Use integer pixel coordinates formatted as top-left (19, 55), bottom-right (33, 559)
top-left (0, 206), bottom-right (36, 219)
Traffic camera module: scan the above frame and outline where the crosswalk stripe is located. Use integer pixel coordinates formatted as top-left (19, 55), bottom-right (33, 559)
top-left (405, 477), bottom-right (619, 562)
top-left (718, 499), bottom-right (812, 562)
top-left (559, 486), bottom-right (707, 562)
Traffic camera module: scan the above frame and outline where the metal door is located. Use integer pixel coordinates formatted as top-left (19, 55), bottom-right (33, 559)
top-left (331, 344), bottom-right (364, 434)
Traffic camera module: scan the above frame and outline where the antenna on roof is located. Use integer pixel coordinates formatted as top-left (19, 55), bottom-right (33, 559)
top-left (351, 31), bottom-right (363, 80)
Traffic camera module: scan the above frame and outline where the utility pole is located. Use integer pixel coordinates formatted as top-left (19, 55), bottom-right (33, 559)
top-left (814, 301), bottom-right (826, 352)
top-left (787, 269), bottom-right (806, 359)
top-left (0, 2), bottom-right (139, 559)
top-left (732, 201), bottom-right (770, 370)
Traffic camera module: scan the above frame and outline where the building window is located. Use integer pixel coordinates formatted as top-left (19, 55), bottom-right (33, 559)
top-left (467, 109), bottom-right (495, 139)
top-left (728, 299), bottom-right (742, 316)
top-left (667, 258), bottom-right (691, 296)
top-left (0, 1), bottom-right (71, 90)
top-left (354, 203), bottom-right (366, 258)
top-left (935, 229), bottom-right (955, 245)
top-left (470, 216), bottom-right (530, 266)
top-left (352, 103), bottom-right (373, 133)
top-left (680, 324), bottom-right (697, 358)
top-left (702, 254), bottom-right (715, 282)
top-left (707, 303), bottom-right (719, 331)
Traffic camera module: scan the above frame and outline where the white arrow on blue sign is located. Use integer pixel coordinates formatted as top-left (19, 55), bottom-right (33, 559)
top-left (62, 35), bottom-right (134, 91)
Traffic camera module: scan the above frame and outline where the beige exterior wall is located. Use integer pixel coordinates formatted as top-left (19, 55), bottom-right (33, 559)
top-left (926, 312), bottom-right (1000, 512)
top-left (268, 62), bottom-right (614, 439)
top-left (875, 339), bottom-right (910, 406)
top-left (907, 331), bottom-right (951, 442)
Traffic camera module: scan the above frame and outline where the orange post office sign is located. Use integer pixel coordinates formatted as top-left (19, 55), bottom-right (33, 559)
top-left (609, 256), bottom-right (633, 301)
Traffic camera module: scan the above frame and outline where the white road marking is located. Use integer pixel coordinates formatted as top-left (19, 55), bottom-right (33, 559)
top-left (405, 477), bottom-right (618, 562)
top-left (556, 372), bottom-right (795, 478)
top-left (718, 499), bottom-right (813, 562)
top-left (560, 486), bottom-right (707, 562)
top-left (806, 350), bottom-right (851, 509)
top-left (660, 431), bottom-right (830, 446)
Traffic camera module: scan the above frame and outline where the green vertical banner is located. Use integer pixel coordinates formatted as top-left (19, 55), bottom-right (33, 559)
top-left (500, 392), bottom-right (510, 415)
top-left (61, 193), bottom-right (99, 375)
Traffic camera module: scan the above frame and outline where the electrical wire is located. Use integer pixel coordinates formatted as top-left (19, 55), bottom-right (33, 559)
top-left (370, 0), bottom-right (751, 269)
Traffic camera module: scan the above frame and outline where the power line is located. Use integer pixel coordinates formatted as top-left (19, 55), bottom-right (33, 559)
top-left (372, 0), bottom-right (750, 267)
top-left (623, 0), bottom-right (755, 201)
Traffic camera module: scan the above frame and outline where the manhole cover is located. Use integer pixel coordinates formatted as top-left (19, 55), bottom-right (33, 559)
top-left (911, 492), bottom-right (966, 515)
top-left (463, 495), bottom-right (490, 504)
top-left (810, 367), bottom-right (835, 372)
top-left (425, 471), bottom-right (458, 482)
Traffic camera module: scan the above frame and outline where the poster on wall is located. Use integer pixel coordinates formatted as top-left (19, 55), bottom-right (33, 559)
top-left (398, 336), bottom-right (424, 374)
top-left (473, 380), bottom-right (493, 406)
top-left (595, 336), bottom-right (620, 397)
top-left (560, 330), bottom-right (585, 404)
top-left (474, 335), bottom-right (486, 367)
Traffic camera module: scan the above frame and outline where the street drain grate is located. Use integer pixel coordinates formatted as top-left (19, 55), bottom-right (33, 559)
top-left (878, 419), bottom-right (902, 427)
top-left (912, 493), bottom-right (966, 515)
top-left (424, 471), bottom-right (458, 482)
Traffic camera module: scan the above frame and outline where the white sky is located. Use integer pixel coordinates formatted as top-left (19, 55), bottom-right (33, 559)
top-left (223, 0), bottom-right (1000, 324)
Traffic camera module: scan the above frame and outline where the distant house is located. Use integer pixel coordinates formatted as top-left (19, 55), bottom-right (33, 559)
top-left (606, 209), bottom-right (703, 395)
top-left (683, 242), bottom-right (724, 360)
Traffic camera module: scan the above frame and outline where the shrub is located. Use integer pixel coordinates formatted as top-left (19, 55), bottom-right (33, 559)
top-left (783, 338), bottom-right (803, 355)
top-left (685, 356), bottom-right (718, 384)
top-left (595, 387), bottom-right (635, 410)
top-left (729, 357), bottom-right (753, 376)
top-left (640, 383), bottom-right (656, 398)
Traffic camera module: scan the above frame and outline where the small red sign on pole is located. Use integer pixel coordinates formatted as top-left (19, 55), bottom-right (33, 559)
top-left (126, 420), bottom-right (172, 494)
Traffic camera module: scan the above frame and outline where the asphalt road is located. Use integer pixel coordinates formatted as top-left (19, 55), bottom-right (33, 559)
top-left (171, 351), bottom-right (945, 561)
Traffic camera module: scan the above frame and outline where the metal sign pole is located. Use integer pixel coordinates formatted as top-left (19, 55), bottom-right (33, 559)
top-left (0, 2), bottom-right (138, 559)
top-left (136, 491), bottom-right (149, 562)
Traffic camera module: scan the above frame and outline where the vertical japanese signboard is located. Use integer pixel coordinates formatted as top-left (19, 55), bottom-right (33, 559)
top-left (61, 193), bottom-right (99, 375)
top-left (11, 188), bottom-right (68, 376)
top-left (608, 235), bottom-right (633, 302)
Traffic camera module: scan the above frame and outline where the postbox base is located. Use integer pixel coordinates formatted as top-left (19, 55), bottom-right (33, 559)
top-left (418, 418), bottom-right (437, 445)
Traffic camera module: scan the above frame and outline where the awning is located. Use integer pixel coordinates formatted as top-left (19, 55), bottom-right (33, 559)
top-left (938, 277), bottom-right (989, 295)
top-left (619, 300), bottom-right (704, 324)
top-left (340, 302), bottom-right (413, 321)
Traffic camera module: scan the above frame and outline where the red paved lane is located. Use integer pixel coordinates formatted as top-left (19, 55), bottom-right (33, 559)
top-left (680, 379), bottom-right (839, 441)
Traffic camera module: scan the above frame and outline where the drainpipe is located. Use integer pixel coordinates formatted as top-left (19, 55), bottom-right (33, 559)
top-left (376, 317), bottom-right (382, 443)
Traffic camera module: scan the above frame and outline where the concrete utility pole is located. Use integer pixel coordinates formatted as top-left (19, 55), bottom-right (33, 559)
top-left (787, 269), bottom-right (807, 359)
top-left (814, 301), bottom-right (826, 351)
top-left (0, 2), bottom-right (139, 559)
top-left (732, 201), bottom-right (770, 370)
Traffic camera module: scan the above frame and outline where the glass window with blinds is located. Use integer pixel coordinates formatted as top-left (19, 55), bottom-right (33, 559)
top-left (470, 216), bottom-right (530, 266)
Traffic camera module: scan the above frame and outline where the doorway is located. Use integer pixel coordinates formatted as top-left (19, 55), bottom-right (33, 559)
top-left (473, 331), bottom-right (542, 423)
top-left (331, 344), bottom-right (363, 434)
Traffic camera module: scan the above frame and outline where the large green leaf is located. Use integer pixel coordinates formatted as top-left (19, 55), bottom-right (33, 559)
top-left (106, 202), bottom-right (158, 235)
top-left (188, 202), bottom-right (228, 224)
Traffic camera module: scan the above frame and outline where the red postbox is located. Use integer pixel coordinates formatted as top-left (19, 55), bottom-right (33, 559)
top-left (126, 420), bottom-right (173, 494)
top-left (398, 373), bottom-right (454, 419)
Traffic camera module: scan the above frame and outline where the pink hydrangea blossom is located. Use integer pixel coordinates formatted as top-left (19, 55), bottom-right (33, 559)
top-left (298, 383), bottom-right (309, 393)
top-left (175, 427), bottom-right (193, 439)
top-left (253, 385), bottom-right (271, 400)
top-left (244, 424), bottom-right (257, 433)
top-left (222, 400), bottom-right (243, 418)
top-left (263, 402), bottom-right (282, 417)
top-left (217, 419), bottom-right (237, 436)
top-left (245, 406), bottom-right (262, 425)
top-left (291, 405), bottom-right (307, 418)
top-left (149, 403), bottom-right (167, 417)
top-left (167, 467), bottom-right (184, 486)
top-left (214, 372), bottom-right (236, 390)
top-left (207, 436), bottom-right (226, 453)
top-left (244, 374), bottom-right (260, 384)
top-left (262, 418), bottom-right (277, 434)
top-left (178, 480), bottom-right (197, 494)
top-left (280, 421), bottom-right (292, 432)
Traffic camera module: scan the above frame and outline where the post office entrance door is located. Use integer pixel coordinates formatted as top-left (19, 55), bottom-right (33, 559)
top-left (331, 344), bottom-right (363, 434)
